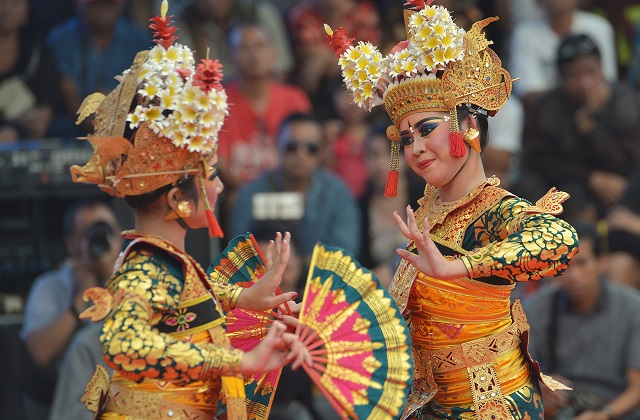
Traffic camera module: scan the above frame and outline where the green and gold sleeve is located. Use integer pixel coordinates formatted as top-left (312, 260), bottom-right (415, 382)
top-left (101, 250), bottom-right (243, 383)
top-left (460, 197), bottom-right (579, 282)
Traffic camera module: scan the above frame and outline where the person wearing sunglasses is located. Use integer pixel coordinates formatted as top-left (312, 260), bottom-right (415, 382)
top-left (327, 2), bottom-right (579, 418)
top-left (230, 112), bottom-right (362, 265)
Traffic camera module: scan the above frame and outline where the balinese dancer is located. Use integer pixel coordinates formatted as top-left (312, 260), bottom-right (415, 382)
top-left (326, 1), bottom-right (579, 418)
top-left (70, 1), bottom-right (309, 418)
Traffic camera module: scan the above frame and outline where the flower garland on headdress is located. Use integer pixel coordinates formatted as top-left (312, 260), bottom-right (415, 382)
top-left (326, 0), bottom-right (512, 196)
top-left (70, 0), bottom-right (229, 238)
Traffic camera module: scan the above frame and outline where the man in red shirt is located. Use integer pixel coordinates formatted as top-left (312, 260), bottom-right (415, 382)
top-left (218, 22), bottom-right (311, 192)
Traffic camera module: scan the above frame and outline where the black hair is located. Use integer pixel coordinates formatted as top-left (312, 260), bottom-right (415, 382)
top-left (277, 112), bottom-right (323, 146)
top-left (556, 34), bottom-right (601, 74)
top-left (456, 105), bottom-right (489, 151)
top-left (572, 221), bottom-right (600, 256)
top-left (124, 175), bottom-right (199, 210)
top-left (63, 198), bottom-right (114, 237)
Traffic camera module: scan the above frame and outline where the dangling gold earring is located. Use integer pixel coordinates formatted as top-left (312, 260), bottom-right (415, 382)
top-left (462, 128), bottom-right (481, 153)
top-left (164, 200), bottom-right (192, 220)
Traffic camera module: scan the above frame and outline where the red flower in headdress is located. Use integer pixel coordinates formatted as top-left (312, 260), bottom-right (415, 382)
top-left (325, 26), bottom-right (355, 57)
top-left (193, 59), bottom-right (224, 93)
top-left (403, 0), bottom-right (433, 10)
top-left (149, 14), bottom-right (178, 50)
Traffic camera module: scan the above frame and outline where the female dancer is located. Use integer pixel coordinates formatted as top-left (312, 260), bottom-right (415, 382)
top-left (70, 2), bottom-right (309, 418)
top-left (327, 2), bottom-right (578, 418)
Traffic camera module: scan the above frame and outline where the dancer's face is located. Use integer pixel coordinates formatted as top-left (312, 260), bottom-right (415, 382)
top-left (399, 111), bottom-right (467, 187)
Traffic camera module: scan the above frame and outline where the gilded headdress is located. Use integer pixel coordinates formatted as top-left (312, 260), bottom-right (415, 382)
top-left (70, 0), bottom-right (227, 236)
top-left (326, 0), bottom-right (512, 196)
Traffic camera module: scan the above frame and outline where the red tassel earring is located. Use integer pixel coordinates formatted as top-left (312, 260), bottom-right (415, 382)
top-left (449, 107), bottom-right (466, 158)
top-left (197, 165), bottom-right (224, 238)
top-left (385, 125), bottom-right (401, 197)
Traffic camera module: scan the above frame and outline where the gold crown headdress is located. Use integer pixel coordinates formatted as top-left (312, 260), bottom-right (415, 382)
top-left (70, 0), bottom-right (228, 237)
top-left (326, 0), bottom-right (512, 196)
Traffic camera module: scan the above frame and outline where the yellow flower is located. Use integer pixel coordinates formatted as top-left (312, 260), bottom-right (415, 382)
top-left (433, 22), bottom-right (445, 36)
top-left (347, 47), bottom-right (362, 61)
top-left (183, 86), bottom-right (198, 104)
top-left (440, 33), bottom-right (454, 48)
top-left (139, 83), bottom-right (158, 98)
top-left (143, 106), bottom-right (163, 122)
top-left (424, 7), bottom-right (436, 19)
top-left (366, 63), bottom-right (380, 76)
top-left (426, 36), bottom-right (440, 50)
top-left (433, 48), bottom-right (446, 65)
top-left (410, 13), bottom-right (425, 28)
top-left (344, 67), bottom-right (356, 80)
top-left (361, 81), bottom-right (373, 98)
top-left (402, 60), bottom-right (417, 75)
top-left (195, 93), bottom-right (210, 110)
top-left (356, 69), bottom-right (368, 83)
top-left (187, 135), bottom-right (205, 152)
top-left (180, 104), bottom-right (198, 122)
top-left (181, 121), bottom-right (198, 136)
top-left (201, 109), bottom-right (217, 126)
top-left (160, 91), bottom-right (175, 108)
top-left (417, 25), bottom-right (432, 40)
top-left (171, 131), bottom-right (187, 148)
top-left (339, 56), bottom-right (349, 67)
top-left (444, 46), bottom-right (456, 62)
top-left (359, 42), bottom-right (375, 55)
top-left (149, 47), bottom-right (164, 64)
top-left (200, 124), bottom-right (215, 137)
top-left (164, 46), bottom-right (181, 62)
top-left (356, 56), bottom-right (369, 70)
top-left (422, 54), bottom-right (435, 70)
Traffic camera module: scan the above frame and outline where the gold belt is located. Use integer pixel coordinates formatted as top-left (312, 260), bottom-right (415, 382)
top-left (103, 383), bottom-right (216, 420)
top-left (425, 319), bottom-right (521, 374)
top-left (406, 300), bottom-right (532, 420)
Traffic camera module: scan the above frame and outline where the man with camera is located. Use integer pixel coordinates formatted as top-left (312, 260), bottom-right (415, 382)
top-left (524, 222), bottom-right (640, 420)
top-left (20, 199), bottom-right (121, 420)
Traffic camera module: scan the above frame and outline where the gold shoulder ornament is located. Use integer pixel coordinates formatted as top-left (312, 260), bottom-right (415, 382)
top-left (522, 187), bottom-right (570, 216)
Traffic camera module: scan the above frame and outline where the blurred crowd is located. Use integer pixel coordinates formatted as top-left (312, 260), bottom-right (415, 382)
top-left (2, 0), bottom-right (640, 418)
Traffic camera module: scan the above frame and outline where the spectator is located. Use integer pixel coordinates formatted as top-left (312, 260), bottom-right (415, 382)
top-left (177, 0), bottom-right (294, 80)
top-left (288, 0), bottom-right (381, 118)
top-left (524, 222), bottom-right (640, 419)
top-left (218, 21), bottom-right (311, 192)
top-left (46, 0), bottom-right (151, 135)
top-left (325, 84), bottom-right (373, 199)
top-left (48, 322), bottom-right (110, 420)
top-left (357, 124), bottom-right (423, 289)
top-left (605, 169), bottom-right (640, 290)
top-left (519, 34), bottom-right (640, 220)
top-left (0, 0), bottom-right (67, 142)
top-left (509, 0), bottom-right (616, 107)
top-left (20, 199), bottom-right (121, 420)
top-left (230, 113), bottom-right (362, 261)
top-left (483, 95), bottom-right (525, 190)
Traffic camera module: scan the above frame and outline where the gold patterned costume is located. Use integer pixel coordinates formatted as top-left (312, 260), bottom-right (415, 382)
top-left (82, 232), bottom-right (244, 419)
top-left (389, 179), bottom-right (578, 419)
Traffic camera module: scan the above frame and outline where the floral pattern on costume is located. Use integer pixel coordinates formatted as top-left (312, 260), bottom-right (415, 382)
top-left (101, 239), bottom-right (243, 385)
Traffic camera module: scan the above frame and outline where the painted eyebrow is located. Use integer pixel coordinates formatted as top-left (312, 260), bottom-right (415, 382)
top-left (399, 117), bottom-right (446, 135)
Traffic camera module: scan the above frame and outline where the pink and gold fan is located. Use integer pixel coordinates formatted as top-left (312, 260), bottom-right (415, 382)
top-left (295, 244), bottom-right (413, 419)
top-left (207, 233), bottom-right (292, 419)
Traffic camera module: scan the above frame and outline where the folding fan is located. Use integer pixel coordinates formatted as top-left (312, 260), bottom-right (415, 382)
top-left (207, 233), bottom-right (292, 420)
top-left (296, 243), bottom-right (413, 420)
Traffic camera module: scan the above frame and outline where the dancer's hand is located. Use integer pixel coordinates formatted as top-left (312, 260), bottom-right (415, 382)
top-left (237, 232), bottom-right (297, 311)
top-left (393, 205), bottom-right (467, 280)
top-left (277, 301), bottom-right (302, 329)
top-left (240, 321), bottom-right (312, 375)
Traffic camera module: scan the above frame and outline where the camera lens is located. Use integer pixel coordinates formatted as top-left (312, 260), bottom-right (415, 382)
top-left (84, 221), bottom-right (114, 258)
